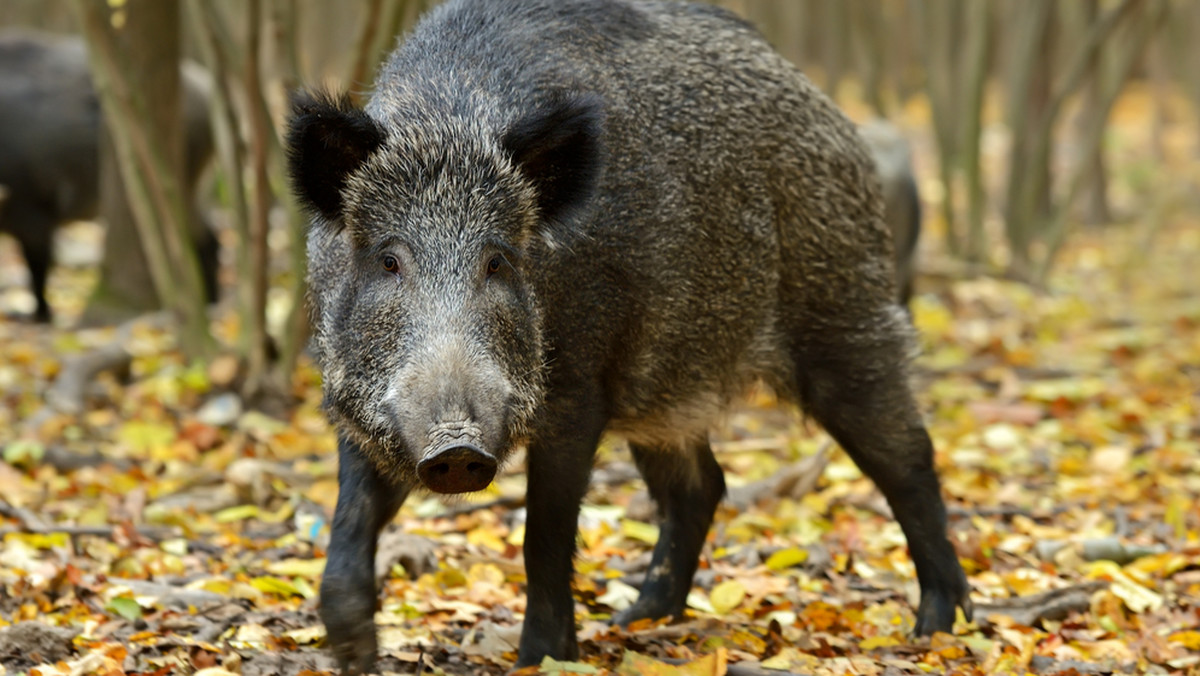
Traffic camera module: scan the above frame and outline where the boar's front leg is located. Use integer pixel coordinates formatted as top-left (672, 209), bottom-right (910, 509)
top-left (321, 435), bottom-right (412, 675)
top-left (516, 391), bottom-right (608, 667)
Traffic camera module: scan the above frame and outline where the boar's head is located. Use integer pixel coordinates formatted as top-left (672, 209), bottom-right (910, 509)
top-left (286, 90), bottom-right (603, 493)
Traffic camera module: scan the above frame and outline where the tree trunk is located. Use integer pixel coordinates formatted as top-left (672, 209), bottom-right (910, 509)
top-left (920, 0), bottom-right (962, 257)
top-left (1038, 0), bottom-right (1168, 280)
top-left (960, 0), bottom-right (991, 266)
top-left (853, 0), bottom-right (888, 116)
top-left (1005, 0), bottom-right (1141, 280)
top-left (820, 0), bottom-right (847, 97)
top-left (82, 0), bottom-right (206, 327)
top-left (1002, 0), bottom-right (1056, 280)
top-left (1074, 0), bottom-right (1114, 227)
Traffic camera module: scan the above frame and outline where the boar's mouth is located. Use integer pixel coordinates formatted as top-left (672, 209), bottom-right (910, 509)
top-left (416, 420), bottom-right (497, 493)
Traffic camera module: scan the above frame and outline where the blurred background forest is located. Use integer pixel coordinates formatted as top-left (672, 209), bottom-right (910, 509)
top-left (0, 2), bottom-right (1198, 675)
top-left (0, 0), bottom-right (1194, 402)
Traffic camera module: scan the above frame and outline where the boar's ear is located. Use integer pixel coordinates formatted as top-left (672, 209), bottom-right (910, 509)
top-left (286, 89), bottom-right (386, 225)
top-left (501, 92), bottom-right (604, 228)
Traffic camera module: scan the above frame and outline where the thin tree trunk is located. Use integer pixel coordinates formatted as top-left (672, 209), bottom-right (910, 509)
top-left (189, 0), bottom-right (252, 347)
top-left (960, 0), bottom-right (990, 266)
top-left (1074, 0), bottom-right (1114, 227)
top-left (820, 0), bottom-right (846, 97)
top-left (919, 0), bottom-right (962, 257)
top-left (1147, 22), bottom-right (1168, 166)
top-left (72, 0), bottom-right (212, 356)
top-left (84, 0), bottom-right (204, 325)
top-left (346, 0), bottom-right (386, 102)
top-left (241, 0), bottom-right (274, 400)
top-left (1007, 0), bottom-right (1140, 280)
top-left (267, 0), bottom-right (313, 390)
top-left (853, 0), bottom-right (887, 116)
top-left (1038, 0), bottom-right (1167, 280)
top-left (269, 0), bottom-right (303, 91)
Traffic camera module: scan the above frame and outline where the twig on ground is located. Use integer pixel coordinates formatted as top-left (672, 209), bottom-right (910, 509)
top-left (40, 445), bottom-right (133, 472)
top-left (947, 504), bottom-right (1071, 521)
top-left (0, 498), bottom-right (180, 541)
top-left (726, 439), bottom-right (833, 511)
top-left (44, 312), bottom-right (170, 417)
top-left (974, 581), bottom-right (1108, 629)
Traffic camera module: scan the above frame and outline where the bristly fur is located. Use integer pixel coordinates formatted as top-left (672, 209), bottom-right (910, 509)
top-left (286, 89), bottom-right (386, 224)
top-left (501, 91), bottom-right (605, 235)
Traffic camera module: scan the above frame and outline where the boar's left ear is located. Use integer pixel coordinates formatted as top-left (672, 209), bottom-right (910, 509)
top-left (286, 89), bottom-right (386, 225)
top-left (501, 92), bottom-right (604, 229)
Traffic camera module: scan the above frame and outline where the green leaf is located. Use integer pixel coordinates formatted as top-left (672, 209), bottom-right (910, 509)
top-left (3, 440), bottom-right (44, 467)
top-left (106, 596), bottom-right (143, 621)
top-left (539, 656), bottom-right (599, 674)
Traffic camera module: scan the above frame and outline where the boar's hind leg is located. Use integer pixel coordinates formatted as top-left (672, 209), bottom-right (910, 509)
top-left (793, 331), bottom-right (971, 636)
top-left (517, 399), bottom-right (608, 667)
top-left (612, 440), bottom-right (725, 626)
top-left (11, 205), bottom-right (56, 322)
top-left (321, 435), bottom-right (412, 676)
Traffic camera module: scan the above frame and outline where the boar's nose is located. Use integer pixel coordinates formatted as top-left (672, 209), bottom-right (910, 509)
top-left (417, 443), bottom-right (497, 494)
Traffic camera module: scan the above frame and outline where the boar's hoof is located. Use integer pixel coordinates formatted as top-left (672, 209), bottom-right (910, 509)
top-left (417, 443), bottom-right (497, 493)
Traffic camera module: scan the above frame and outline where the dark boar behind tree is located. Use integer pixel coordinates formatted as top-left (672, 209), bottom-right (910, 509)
top-left (860, 120), bottom-right (923, 307)
top-left (0, 30), bottom-right (218, 322)
top-left (287, 0), bottom-right (971, 672)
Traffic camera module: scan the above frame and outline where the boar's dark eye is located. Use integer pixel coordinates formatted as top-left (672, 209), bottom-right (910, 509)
top-left (382, 254), bottom-right (401, 275)
top-left (486, 255), bottom-right (503, 278)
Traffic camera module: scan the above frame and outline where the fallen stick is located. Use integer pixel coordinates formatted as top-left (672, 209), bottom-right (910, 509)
top-left (0, 498), bottom-right (180, 541)
top-left (44, 312), bottom-right (170, 416)
top-left (726, 439), bottom-right (833, 511)
top-left (974, 581), bottom-right (1108, 628)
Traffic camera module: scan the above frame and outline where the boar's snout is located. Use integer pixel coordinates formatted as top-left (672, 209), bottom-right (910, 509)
top-left (418, 442), bottom-right (497, 494)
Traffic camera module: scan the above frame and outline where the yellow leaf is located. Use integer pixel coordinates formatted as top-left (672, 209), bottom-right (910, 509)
top-left (761, 647), bottom-right (821, 671)
top-left (621, 520), bottom-right (660, 545)
top-left (508, 522), bottom-right (525, 547)
top-left (1087, 560), bottom-right (1163, 613)
top-left (1170, 630), bottom-right (1200, 650)
top-left (467, 526), bottom-right (507, 552)
top-left (860, 635), bottom-right (901, 650)
top-left (117, 421), bottom-right (177, 454)
top-left (615, 649), bottom-right (727, 676)
top-left (709, 580), bottom-right (745, 615)
top-left (1110, 575), bottom-right (1163, 613)
top-left (283, 625), bottom-right (326, 644)
top-left (250, 575), bottom-right (302, 597)
top-left (214, 504), bottom-right (260, 523)
top-left (765, 547), bottom-right (808, 571)
top-left (6, 532), bottom-right (68, 550)
top-left (266, 558), bottom-right (326, 578)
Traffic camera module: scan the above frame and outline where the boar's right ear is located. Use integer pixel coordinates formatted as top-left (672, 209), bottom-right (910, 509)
top-left (501, 92), bottom-right (604, 230)
top-left (286, 90), bottom-right (386, 225)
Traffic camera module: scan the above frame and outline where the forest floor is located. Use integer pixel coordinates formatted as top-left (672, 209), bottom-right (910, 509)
top-left (1, 103), bottom-right (1199, 675)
